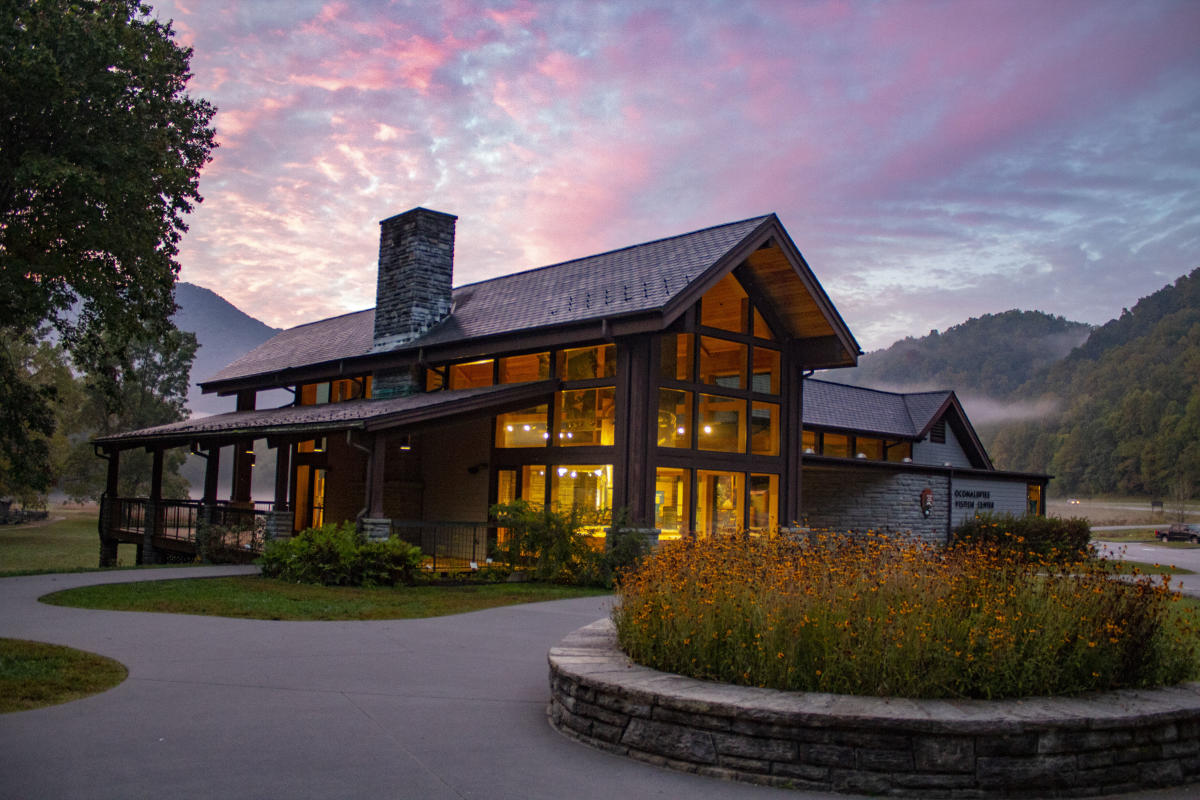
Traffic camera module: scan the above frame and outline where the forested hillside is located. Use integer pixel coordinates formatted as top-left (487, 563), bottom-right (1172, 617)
top-left (837, 310), bottom-right (1090, 397)
top-left (831, 269), bottom-right (1200, 498)
top-left (988, 268), bottom-right (1200, 497)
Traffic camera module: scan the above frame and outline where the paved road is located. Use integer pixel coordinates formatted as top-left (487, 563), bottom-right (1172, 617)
top-left (1095, 540), bottom-right (1200, 596)
top-left (2, 567), bottom-right (1197, 800)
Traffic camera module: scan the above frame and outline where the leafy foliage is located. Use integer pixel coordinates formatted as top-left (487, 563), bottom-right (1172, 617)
top-left (986, 268), bottom-right (1200, 497)
top-left (259, 522), bottom-right (424, 587)
top-left (490, 501), bottom-right (649, 587)
top-left (0, 0), bottom-right (215, 493)
top-left (951, 513), bottom-right (1092, 561)
top-left (615, 533), bottom-right (1198, 699)
top-left (836, 310), bottom-right (1090, 396)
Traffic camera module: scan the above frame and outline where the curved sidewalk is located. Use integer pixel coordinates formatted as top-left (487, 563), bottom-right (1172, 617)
top-left (0, 567), bottom-right (1194, 800)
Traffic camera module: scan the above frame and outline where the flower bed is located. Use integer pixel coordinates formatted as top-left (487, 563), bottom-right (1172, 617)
top-left (612, 533), bottom-right (1198, 699)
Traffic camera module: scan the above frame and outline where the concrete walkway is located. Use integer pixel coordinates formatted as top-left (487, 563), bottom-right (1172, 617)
top-left (0, 567), bottom-right (1196, 800)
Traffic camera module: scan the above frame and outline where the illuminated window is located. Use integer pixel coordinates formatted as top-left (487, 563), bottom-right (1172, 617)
top-left (656, 389), bottom-right (691, 448)
top-left (749, 474), bottom-right (778, 532)
top-left (298, 382), bottom-right (329, 405)
top-left (753, 308), bottom-right (775, 340)
top-left (1027, 483), bottom-right (1043, 515)
top-left (856, 437), bottom-right (883, 460)
top-left (449, 360), bottom-right (494, 389)
top-left (550, 464), bottom-right (612, 530)
top-left (655, 468), bottom-right (690, 540)
top-left (499, 353), bottom-right (549, 383)
top-left (886, 441), bottom-right (913, 462)
top-left (495, 404), bottom-right (550, 448)
top-left (559, 345), bottom-right (616, 381)
top-left (751, 347), bottom-right (780, 394)
top-left (700, 273), bottom-right (748, 333)
top-left (822, 432), bottom-right (850, 458)
top-left (751, 402), bottom-right (779, 456)
top-left (297, 438), bottom-right (326, 454)
top-left (695, 470), bottom-right (743, 538)
top-left (426, 367), bottom-right (445, 391)
top-left (555, 387), bottom-right (615, 446)
top-left (331, 378), bottom-right (368, 402)
top-left (658, 334), bottom-right (692, 381)
top-left (698, 336), bottom-right (746, 389)
top-left (697, 394), bottom-right (746, 453)
top-left (802, 429), bottom-right (817, 454)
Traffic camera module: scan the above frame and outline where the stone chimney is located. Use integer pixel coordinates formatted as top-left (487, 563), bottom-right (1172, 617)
top-left (371, 207), bottom-right (457, 398)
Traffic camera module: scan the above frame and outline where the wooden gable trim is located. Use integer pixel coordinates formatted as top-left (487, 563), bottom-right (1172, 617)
top-left (915, 394), bottom-right (993, 470)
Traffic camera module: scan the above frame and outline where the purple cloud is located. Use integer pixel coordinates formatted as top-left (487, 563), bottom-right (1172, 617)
top-left (153, 0), bottom-right (1200, 350)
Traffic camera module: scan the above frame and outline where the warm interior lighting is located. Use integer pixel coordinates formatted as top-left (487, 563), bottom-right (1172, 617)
top-left (557, 467), bottom-right (568, 476)
top-left (703, 425), bottom-right (713, 434)
top-left (676, 426), bottom-right (685, 434)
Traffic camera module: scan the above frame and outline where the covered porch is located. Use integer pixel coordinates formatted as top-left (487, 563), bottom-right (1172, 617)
top-left (92, 381), bottom-right (558, 568)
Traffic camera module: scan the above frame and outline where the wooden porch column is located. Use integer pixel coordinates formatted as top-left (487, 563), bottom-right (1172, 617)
top-left (98, 447), bottom-right (121, 567)
top-left (273, 442), bottom-right (291, 511)
top-left (141, 447), bottom-right (165, 565)
top-left (231, 391), bottom-right (256, 505)
top-left (369, 433), bottom-right (387, 518)
top-left (613, 337), bottom-right (653, 526)
top-left (782, 344), bottom-right (805, 526)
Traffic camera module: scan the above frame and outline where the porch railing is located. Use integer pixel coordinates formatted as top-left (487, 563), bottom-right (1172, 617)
top-left (105, 497), bottom-right (274, 554)
top-left (388, 520), bottom-right (495, 572)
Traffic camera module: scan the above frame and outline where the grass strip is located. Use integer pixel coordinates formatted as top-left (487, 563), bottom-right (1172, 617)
top-left (0, 639), bottom-right (127, 713)
top-left (41, 576), bottom-right (610, 620)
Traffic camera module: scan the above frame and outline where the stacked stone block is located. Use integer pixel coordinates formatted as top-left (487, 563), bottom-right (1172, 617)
top-left (371, 207), bottom-right (457, 399)
top-left (802, 468), bottom-right (949, 544)
top-left (549, 620), bottom-right (1200, 798)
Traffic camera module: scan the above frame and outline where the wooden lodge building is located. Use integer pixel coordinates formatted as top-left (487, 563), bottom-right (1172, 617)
top-left (94, 208), bottom-right (1047, 565)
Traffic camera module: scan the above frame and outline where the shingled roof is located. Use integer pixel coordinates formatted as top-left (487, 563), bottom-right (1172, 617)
top-left (94, 381), bottom-right (558, 449)
top-left (203, 215), bottom-right (774, 388)
top-left (802, 379), bottom-right (953, 439)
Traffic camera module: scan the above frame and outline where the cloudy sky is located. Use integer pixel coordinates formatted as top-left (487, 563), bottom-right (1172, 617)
top-left (157, 0), bottom-right (1200, 351)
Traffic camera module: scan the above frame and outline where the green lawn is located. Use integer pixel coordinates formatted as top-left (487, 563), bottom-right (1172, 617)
top-left (0, 508), bottom-right (140, 576)
top-left (42, 575), bottom-right (610, 620)
top-left (0, 638), bottom-right (127, 713)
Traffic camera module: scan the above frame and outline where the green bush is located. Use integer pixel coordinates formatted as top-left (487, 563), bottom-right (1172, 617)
top-left (951, 512), bottom-right (1092, 560)
top-left (258, 522), bottom-right (423, 587)
top-left (489, 502), bottom-right (648, 587)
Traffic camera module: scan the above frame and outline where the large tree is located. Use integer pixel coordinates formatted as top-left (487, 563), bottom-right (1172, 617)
top-left (0, 0), bottom-right (215, 494)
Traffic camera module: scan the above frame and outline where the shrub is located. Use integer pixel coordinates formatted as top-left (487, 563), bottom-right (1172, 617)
top-left (489, 502), bottom-right (649, 587)
top-left (613, 532), bottom-right (1198, 699)
top-left (952, 512), bottom-right (1092, 561)
top-left (194, 521), bottom-right (263, 564)
top-left (259, 522), bottom-right (423, 587)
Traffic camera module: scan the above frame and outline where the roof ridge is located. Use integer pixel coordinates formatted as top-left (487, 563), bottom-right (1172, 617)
top-left (447, 214), bottom-right (774, 293)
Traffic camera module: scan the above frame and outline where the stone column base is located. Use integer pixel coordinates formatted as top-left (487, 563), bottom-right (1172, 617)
top-left (360, 517), bottom-right (392, 540)
top-left (264, 510), bottom-right (294, 541)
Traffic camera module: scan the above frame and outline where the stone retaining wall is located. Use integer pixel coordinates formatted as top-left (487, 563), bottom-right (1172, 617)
top-left (548, 619), bottom-right (1200, 798)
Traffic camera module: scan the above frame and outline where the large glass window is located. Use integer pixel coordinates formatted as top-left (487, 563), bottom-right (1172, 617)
top-left (551, 464), bottom-right (612, 533)
top-left (698, 394), bottom-right (745, 453)
top-left (700, 273), bottom-right (748, 333)
top-left (656, 389), bottom-right (691, 448)
top-left (555, 387), bottom-right (615, 446)
top-left (753, 308), bottom-right (775, 340)
top-left (449, 359), bottom-right (494, 389)
top-left (855, 437), bottom-right (884, 460)
top-left (654, 468), bottom-right (690, 541)
top-left (699, 336), bottom-right (746, 389)
top-left (751, 401), bottom-right (779, 456)
top-left (426, 367), bottom-right (445, 391)
top-left (658, 333), bottom-right (693, 382)
top-left (822, 432), bottom-right (850, 458)
top-left (749, 474), bottom-right (778, 533)
top-left (559, 345), bottom-right (616, 381)
top-left (751, 348), bottom-right (780, 394)
top-left (499, 352), bottom-right (549, 383)
top-left (802, 429), bottom-right (817, 454)
top-left (695, 470), bottom-right (743, 538)
top-left (495, 405), bottom-right (550, 448)
top-left (887, 441), bottom-right (914, 462)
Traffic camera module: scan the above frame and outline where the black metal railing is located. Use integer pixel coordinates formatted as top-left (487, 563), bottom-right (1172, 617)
top-left (388, 520), bottom-right (495, 572)
top-left (106, 498), bottom-right (272, 555)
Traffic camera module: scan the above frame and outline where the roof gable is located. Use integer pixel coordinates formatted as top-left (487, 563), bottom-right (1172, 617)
top-left (200, 213), bottom-right (859, 392)
top-left (803, 379), bottom-right (993, 468)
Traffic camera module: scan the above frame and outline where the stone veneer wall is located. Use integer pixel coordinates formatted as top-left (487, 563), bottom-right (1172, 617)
top-left (549, 620), bottom-right (1200, 798)
top-left (802, 467), bottom-right (948, 544)
top-left (372, 207), bottom-right (457, 399)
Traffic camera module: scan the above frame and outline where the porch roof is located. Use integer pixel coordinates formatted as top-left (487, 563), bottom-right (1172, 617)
top-left (93, 380), bottom-right (558, 450)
